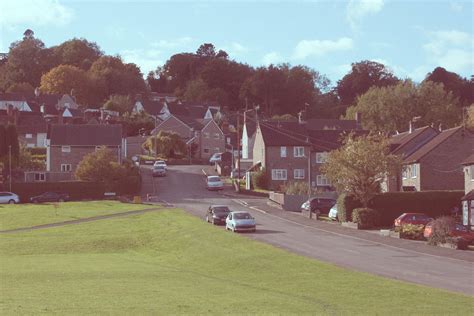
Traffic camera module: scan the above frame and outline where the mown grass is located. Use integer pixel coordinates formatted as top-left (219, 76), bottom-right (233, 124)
top-left (0, 201), bottom-right (152, 231)
top-left (0, 208), bottom-right (472, 315)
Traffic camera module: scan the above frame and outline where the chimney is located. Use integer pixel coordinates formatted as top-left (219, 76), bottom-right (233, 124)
top-left (409, 121), bottom-right (413, 133)
top-left (40, 105), bottom-right (45, 113)
top-left (355, 112), bottom-right (362, 129)
top-left (34, 87), bottom-right (40, 97)
top-left (298, 110), bottom-right (306, 124)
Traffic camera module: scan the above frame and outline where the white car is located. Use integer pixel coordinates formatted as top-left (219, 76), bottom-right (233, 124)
top-left (154, 160), bottom-right (167, 170)
top-left (206, 176), bottom-right (224, 191)
top-left (226, 211), bottom-right (256, 232)
top-left (328, 204), bottom-right (338, 220)
top-left (0, 192), bottom-right (20, 204)
top-left (209, 153), bottom-right (222, 165)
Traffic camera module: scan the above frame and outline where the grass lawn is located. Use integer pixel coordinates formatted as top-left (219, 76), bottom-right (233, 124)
top-left (0, 201), bottom-right (152, 231)
top-left (0, 207), bottom-right (472, 315)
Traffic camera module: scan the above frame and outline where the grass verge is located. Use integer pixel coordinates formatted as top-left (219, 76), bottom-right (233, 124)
top-left (0, 201), bottom-right (152, 231)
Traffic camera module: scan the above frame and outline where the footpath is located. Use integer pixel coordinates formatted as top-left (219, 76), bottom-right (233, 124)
top-left (220, 189), bottom-right (474, 263)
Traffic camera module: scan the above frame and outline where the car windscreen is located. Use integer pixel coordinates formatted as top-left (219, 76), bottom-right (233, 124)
top-left (154, 166), bottom-right (165, 170)
top-left (234, 213), bottom-right (252, 220)
top-left (208, 177), bottom-right (221, 182)
top-left (213, 207), bottom-right (230, 215)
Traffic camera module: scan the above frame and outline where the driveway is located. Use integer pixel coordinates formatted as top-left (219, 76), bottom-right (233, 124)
top-left (141, 164), bottom-right (474, 295)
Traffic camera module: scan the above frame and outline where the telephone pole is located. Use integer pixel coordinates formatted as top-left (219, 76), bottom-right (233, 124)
top-left (9, 145), bottom-right (12, 192)
top-left (237, 111), bottom-right (241, 192)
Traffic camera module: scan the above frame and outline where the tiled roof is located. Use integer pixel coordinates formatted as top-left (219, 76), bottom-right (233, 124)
top-left (305, 119), bottom-right (358, 131)
top-left (174, 115), bottom-right (211, 131)
top-left (258, 122), bottom-right (309, 146)
top-left (16, 112), bottom-right (48, 134)
top-left (390, 126), bottom-right (439, 156)
top-left (49, 124), bottom-right (122, 146)
top-left (0, 93), bottom-right (28, 101)
top-left (142, 99), bottom-right (165, 115)
top-left (403, 126), bottom-right (462, 163)
top-left (462, 153), bottom-right (474, 165)
top-left (307, 130), bottom-right (367, 152)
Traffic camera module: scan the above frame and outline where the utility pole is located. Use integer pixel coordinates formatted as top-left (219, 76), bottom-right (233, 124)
top-left (308, 148), bottom-right (312, 219)
top-left (9, 145), bottom-right (12, 192)
top-left (237, 111), bottom-right (241, 192)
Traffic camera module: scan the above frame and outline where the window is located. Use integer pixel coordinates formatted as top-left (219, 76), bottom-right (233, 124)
top-left (316, 175), bottom-right (331, 186)
top-left (204, 132), bottom-right (210, 138)
top-left (214, 133), bottom-right (220, 140)
top-left (203, 148), bottom-right (210, 154)
top-left (280, 146), bottom-right (287, 158)
top-left (61, 164), bottom-right (72, 172)
top-left (293, 146), bottom-right (304, 157)
top-left (316, 152), bottom-right (328, 164)
top-left (34, 173), bottom-right (45, 182)
top-left (25, 134), bottom-right (32, 139)
top-left (411, 164), bottom-right (417, 178)
top-left (61, 146), bottom-right (71, 153)
top-left (294, 169), bottom-right (305, 179)
top-left (271, 169), bottom-right (287, 180)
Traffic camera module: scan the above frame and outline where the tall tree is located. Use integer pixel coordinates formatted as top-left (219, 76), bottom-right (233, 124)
top-left (103, 95), bottom-right (133, 114)
top-left (336, 60), bottom-right (399, 107)
top-left (53, 38), bottom-right (103, 70)
top-left (425, 67), bottom-right (474, 106)
top-left (196, 43), bottom-right (216, 58)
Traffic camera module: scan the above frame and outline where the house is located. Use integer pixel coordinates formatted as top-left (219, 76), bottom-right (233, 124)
top-left (0, 109), bottom-right (48, 147)
top-left (45, 124), bottom-right (123, 180)
top-left (384, 126), bottom-right (439, 192)
top-left (461, 154), bottom-right (474, 228)
top-left (152, 114), bottom-right (225, 160)
top-left (401, 126), bottom-right (474, 191)
top-left (0, 93), bottom-right (35, 111)
top-left (252, 118), bottom-right (366, 191)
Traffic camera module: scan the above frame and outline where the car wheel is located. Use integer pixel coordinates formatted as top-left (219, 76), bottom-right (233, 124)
top-left (8, 199), bottom-right (15, 204)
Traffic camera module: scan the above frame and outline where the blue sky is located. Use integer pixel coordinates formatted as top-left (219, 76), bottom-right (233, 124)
top-left (1, 0), bottom-right (473, 84)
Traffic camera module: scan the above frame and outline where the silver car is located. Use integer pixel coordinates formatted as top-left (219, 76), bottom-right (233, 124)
top-left (225, 211), bottom-right (256, 232)
top-left (0, 192), bottom-right (20, 204)
top-left (206, 176), bottom-right (223, 190)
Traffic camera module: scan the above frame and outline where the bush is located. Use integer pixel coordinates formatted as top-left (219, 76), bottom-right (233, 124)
top-left (27, 147), bottom-right (46, 155)
top-left (12, 181), bottom-right (107, 202)
top-left (427, 216), bottom-right (456, 245)
top-left (400, 224), bottom-right (425, 240)
top-left (337, 193), bottom-right (362, 222)
top-left (252, 168), bottom-right (269, 190)
top-left (352, 208), bottom-right (380, 229)
top-left (339, 191), bottom-right (463, 227)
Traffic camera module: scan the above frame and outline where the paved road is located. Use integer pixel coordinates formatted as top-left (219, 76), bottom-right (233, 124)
top-left (142, 165), bottom-right (474, 295)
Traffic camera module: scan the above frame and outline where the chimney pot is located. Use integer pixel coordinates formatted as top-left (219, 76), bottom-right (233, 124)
top-left (409, 121), bottom-right (413, 133)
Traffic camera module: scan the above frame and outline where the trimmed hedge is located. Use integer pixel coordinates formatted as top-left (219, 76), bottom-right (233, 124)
top-left (352, 208), bottom-right (380, 229)
top-left (12, 182), bottom-right (107, 202)
top-left (27, 147), bottom-right (46, 155)
top-left (338, 191), bottom-right (464, 227)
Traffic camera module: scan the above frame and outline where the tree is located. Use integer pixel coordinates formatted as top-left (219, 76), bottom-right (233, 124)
top-left (6, 82), bottom-right (34, 96)
top-left (425, 67), bottom-right (473, 106)
top-left (53, 38), bottom-right (103, 70)
top-left (0, 124), bottom-right (20, 167)
top-left (466, 105), bottom-right (474, 129)
top-left (39, 65), bottom-right (99, 105)
top-left (336, 60), bottom-right (400, 107)
top-left (144, 131), bottom-right (187, 158)
top-left (103, 95), bottom-right (133, 114)
top-left (345, 80), bottom-right (462, 133)
top-left (321, 133), bottom-right (402, 207)
top-left (196, 43), bottom-right (216, 58)
top-left (118, 111), bottom-right (155, 136)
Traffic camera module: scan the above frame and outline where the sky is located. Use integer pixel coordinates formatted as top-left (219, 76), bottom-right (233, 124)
top-left (0, 0), bottom-right (473, 85)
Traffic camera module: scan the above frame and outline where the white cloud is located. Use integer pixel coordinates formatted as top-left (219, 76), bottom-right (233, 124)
top-left (0, 0), bottom-right (73, 27)
top-left (121, 49), bottom-right (164, 76)
top-left (262, 52), bottom-right (284, 65)
top-left (346, 0), bottom-right (384, 29)
top-left (151, 37), bottom-right (193, 49)
top-left (293, 37), bottom-right (353, 59)
top-left (423, 30), bottom-right (473, 73)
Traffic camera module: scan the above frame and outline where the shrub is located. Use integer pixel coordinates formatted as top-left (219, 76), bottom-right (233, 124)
top-left (284, 181), bottom-right (310, 195)
top-left (352, 208), bottom-right (380, 229)
top-left (400, 224), bottom-right (425, 240)
top-left (337, 193), bottom-right (362, 222)
top-left (252, 168), bottom-right (269, 190)
top-left (12, 181), bottom-right (106, 202)
top-left (27, 147), bottom-right (46, 155)
top-left (427, 216), bottom-right (456, 245)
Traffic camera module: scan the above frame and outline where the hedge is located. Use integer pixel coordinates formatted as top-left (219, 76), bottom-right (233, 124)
top-left (27, 147), bottom-right (46, 155)
top-left (352, 208), bottom-right (380, 229)
top-left (12, 182), bottom-right (107, 202)
top-left (338, 191), bottom-right (464, 226)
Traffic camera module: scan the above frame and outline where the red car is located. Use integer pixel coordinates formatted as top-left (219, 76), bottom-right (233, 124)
top-left (394, 213), bottom-right (433, 228)
top-left (424, 222), bottom-right (474, 243)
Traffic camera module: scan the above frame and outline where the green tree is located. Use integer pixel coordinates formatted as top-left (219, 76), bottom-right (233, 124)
top-left (336, 60), bottom-right (399, 107)
top-left (425, 67), bottom-right (473, 106)
top-left (321, 133), bottom-right (401, 207)
top-left (53, 38), bottom-right (103, 70)
top-left (118, 111), bottom-right (155, 136)
top-left (103, 95), bottom-right (133, 114)
top-left (196, 43), bottom-right (216, 58)
top-left (466, 105), bottom-right (474, 129)
top-left (5, 82), bottom-right (35, 96)
top-left (144, 131), bottom-right (187, 158)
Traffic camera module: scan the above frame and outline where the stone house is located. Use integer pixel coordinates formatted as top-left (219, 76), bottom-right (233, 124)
top-left (46, 124), bottom-right (123, 177)
top-left (401, 126), bottom-right (474, 191)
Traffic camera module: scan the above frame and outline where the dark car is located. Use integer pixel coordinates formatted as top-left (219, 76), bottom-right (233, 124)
top-left (30, 192), bottom-right (70, 203)
top-left (301, 197), bottom-right (336, 215)
top-left (205, 205), bottom-right (231, 225)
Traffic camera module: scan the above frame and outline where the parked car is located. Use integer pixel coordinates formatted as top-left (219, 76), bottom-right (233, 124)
top-left (30, 192), bottom-right (69, 203)
top-left (205, 205), bottom-right (231, 225)
top-left (154, 160), bottom-right (167, 170)
top-left (209, 153), bottom-right (222, 165)
top-left (206, 176), bottom-right (224, 191)
top-left (328, 204), bottom-right (338, 220)
top-left (394, 213), bottom-right (433, 228)
top-left (226, 211), bottom-right (256, 232)
top-left (152, 165), bottom-right (166, 177)
top-left (0, 192), bottom-right (20, 204)
top-left (300, 197), bottom-right (336, 215)
top-left (424, 222), bottom-right (474, 243)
